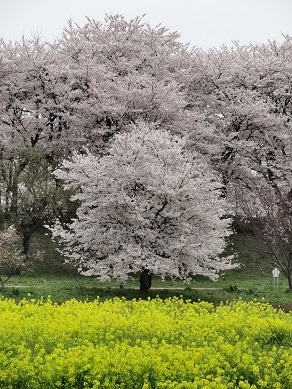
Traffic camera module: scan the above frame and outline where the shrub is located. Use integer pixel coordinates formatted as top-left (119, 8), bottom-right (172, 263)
top-left (0, 226), bottom-right (26, 289)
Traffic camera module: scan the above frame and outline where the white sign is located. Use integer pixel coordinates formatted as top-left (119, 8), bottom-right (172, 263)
top-left (272, 268), bottom-right (280, 287)
top-left (272, 268), bottom-right (280, 278)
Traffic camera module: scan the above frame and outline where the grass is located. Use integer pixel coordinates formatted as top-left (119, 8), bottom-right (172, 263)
top-left (2, 270), bottom-right (291, 307)
top-left (1, 230), bottom-right (291, 307)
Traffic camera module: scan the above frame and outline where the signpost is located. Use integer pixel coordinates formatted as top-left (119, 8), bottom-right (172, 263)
top-left (272, 267), bottom-right (280, 288)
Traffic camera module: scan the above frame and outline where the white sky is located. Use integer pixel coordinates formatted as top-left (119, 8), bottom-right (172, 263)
top-left (0, 0), bottom-right (291, 49)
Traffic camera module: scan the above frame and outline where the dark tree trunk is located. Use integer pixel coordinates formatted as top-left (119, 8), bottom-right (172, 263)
top-left (22, 229), bottom-right (32, 257)
top-left (140, 269), bottom-right (152, 292)
top-left (0, 206), bottom-right (4, 230)
top-left (288, 273), bottom-right (292, 292)
top-left (288, 253), bottom-right (292, 292)
top-left (10, 181), bottom-right (19, 217)
top-left (0, 279), bottom-right (4, 292)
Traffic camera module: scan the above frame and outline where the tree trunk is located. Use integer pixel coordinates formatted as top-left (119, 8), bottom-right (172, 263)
top-left (119, 281), bottom-right (125, 290)
top-left (288, 252), bottom-right (292, 292)
top-left (22, 229), bottom-right (32, 257)
top-left (0, 279), bottom-right (4, 292)
top-left (0, 203), bottom-right (4, 230)
top-left (10, 180), bottom-right (19, 217)
top-left (140, 268), bottom-right (152, 292)
top-left (288, 272), bottom-right (292, 292)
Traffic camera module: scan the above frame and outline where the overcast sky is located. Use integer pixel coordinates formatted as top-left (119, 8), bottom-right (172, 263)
top-left (0, 0), bottom-right (291, 49)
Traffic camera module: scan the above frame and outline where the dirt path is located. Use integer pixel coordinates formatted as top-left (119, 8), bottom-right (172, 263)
top-left (7, 285), bottom-right (221, 290)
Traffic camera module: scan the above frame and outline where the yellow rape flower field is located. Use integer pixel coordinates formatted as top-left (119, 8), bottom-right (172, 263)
top-left (0, 297), bottom-right (291, 389)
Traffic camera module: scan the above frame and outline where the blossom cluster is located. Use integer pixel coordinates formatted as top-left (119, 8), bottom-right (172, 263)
top-left (0, 297), bottom-right (291, 388)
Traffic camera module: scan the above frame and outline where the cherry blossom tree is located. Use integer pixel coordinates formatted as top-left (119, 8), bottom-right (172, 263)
top-left (57, 14), bottom-right (196, 152)
top-left (187, 39), bottom-right (292, 190)
top-left (187, 39), bottom-right (292, 250)
top-left (231, 179), bottom-right (292, 291)
top-left (0, 16), bottom-right (200, 256)
top-left (0, 37), bottom-right (73, 150)
top-left (50, 123), bottom-right (235, 291)
top-left (0, 38), bottom-right (75, 250)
